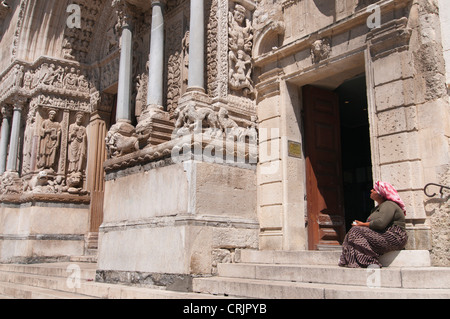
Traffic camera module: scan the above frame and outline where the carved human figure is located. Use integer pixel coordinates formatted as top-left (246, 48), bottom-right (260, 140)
top-left (37, 109), bottom-right (61, 171)
top-left (22, 108), bottom-right (36, 173)
top-left (68, 112), bottom-right (87, 173)
top-left (228, 4), bottom-right (254, 94)
top-left (311, 38), bottom-right (331, 64)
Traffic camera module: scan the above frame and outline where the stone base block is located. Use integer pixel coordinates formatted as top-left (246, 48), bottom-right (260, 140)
top-left (97, 217), bottom-right (258, 291)
top-left (98, 160), bottom-right (258, 291)
top-left (0, 203), bottom-right (89, 263)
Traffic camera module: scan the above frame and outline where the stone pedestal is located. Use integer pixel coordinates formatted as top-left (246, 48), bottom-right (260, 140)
top-left (97, 159), bottom-right (258, 291)
top-left (135, 109), bottom-right (174, 148)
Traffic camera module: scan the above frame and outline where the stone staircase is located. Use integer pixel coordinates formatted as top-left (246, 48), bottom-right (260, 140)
top-left (193, 250), bottom-right (450, 299)
top-left (2, 250), bottom-right (449, 299)
top-left (0, 261), bottom-right (219, 299)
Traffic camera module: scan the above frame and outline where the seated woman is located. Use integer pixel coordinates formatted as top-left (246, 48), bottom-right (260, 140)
top-left (338, 181), bottom-right (408, 268)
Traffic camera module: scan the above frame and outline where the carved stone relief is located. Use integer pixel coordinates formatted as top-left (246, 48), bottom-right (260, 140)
top-left (37, 109), bottom-right (62, 173)
top-left (173, 100), bottom-right (257, 142)
top-left (62, 0), bottom-right (107, 63)
top-left (228, 2), bottom-right (254, 97)
top-left (19, 106), bottom-right (90, 196)
top-left (311, 38), bottom-right (331, 64)
top-left (23, 63), bottom-right (90, 95)
top-left (68, 112), bottom-right (87, 174)
top-left (165, 6), bottom-right (189, 116)
top-left (206, 0), bottom-right (220, 99)
top-left (105, 122), bottom-right (140, 158)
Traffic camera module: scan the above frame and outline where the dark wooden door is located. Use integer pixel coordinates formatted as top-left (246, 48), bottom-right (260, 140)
top-left (303, 86), bottom-right (345, 250)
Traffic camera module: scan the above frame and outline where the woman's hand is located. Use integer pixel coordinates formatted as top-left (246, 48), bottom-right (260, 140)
top-left (352, 220), bottom-right (370, 227)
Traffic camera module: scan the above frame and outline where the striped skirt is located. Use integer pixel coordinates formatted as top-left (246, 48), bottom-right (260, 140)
top-left (338, 225), bottom-right (408, 268)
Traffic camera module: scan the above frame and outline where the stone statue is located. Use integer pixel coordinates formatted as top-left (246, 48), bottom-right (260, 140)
top-left (311, 38), bottom-right (331, 64)
top-left (68, 112), bottom-right (87, 173)
top-left (228, 3), bottom-right (254, 96)
top-left (37, 109), bottom-right (61, 172)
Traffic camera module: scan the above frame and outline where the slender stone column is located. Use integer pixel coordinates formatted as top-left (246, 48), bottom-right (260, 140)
top-left (6, 102), bottom-right (23, 172)
top-left (147, 0), bottom-right (164, 109)
top-left (115, 1), bottom-right (134, 123)
top-left (187, 0), bottom-right (205, 92)
top-left (0, 106), bottom-right (12, 174)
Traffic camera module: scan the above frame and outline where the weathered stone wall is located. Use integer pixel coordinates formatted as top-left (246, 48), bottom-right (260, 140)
top-left (438, 0), bottom-right (450, 88)
top-left (426, 166), bottom-right (450, 266)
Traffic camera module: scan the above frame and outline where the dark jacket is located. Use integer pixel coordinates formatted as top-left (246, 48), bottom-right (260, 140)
top-left (367, 201), bottom-right (406, 231)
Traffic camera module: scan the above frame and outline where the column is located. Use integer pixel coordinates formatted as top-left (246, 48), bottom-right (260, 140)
top-left (147, 0), bottom-right (164, 109)
top-left (0, 106), bottom-right (11, 174)
top-left (6, 98), bottom-right (25, 172)
top-left (115, 1), bottom-right (134, 123)
top-left (187, 0), bottom-right (205, 92)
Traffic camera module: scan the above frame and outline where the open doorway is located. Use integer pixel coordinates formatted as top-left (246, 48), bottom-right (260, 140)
top-left (303, 74), bottom-right (373, 249)
top-left (335, 75), bottom-right (374, 232)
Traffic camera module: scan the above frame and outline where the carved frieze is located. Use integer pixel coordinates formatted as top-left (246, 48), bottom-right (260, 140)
top-left (23, 63), bottom-right (90, 95)
top-left (173, 100), bottom-right (257, 143)
top-left (35, 95), bottom-right (91, 113)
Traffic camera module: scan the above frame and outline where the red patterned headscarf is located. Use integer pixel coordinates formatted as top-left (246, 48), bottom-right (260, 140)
top-left (374, 181), bottom-right (406, 215)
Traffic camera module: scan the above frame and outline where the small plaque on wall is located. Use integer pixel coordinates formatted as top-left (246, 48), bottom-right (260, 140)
top-left (288, 141), bottom-right (302, 158)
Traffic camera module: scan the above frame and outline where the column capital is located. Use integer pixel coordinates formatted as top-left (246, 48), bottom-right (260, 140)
top-left (11, 96), bottom-right (27, 109)
top-left (1, 105), bottom-right (12, 118)
top-left (112, 0), bottom-right (136, 30)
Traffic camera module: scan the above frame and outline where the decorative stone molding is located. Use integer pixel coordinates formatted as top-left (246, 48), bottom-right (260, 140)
top-left (0, 59), bottom-right (93, 112)
top-left (366, 17), bottom-right (412, 60)
top-left (10, 0), bottom-right (26, 63)
top-left (0, 192), bottom-right (90, 205)
top-left (281, 0), bottom-right (301, 9)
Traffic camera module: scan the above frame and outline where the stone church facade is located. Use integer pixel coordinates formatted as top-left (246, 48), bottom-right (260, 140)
top-left (0, 0), bottom-right (449, 289)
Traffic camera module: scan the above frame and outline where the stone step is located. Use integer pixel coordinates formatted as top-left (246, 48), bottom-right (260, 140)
top-left (236, 249), bottom-right (431, 267)
top-left (216, 263), bottom-right (450, 289)
top-left (0, 281), bottom-right (95, 299)
top-left (193, 249), bottom-right (448, 299)
top-left (69, 255), bottom-right (98, 263)
top-left (192, 276), bottom-right (450, 299)
top-left (0, 262), bottom-right (97, 280)
top-left (0, 262), bottom-right (225, 299)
